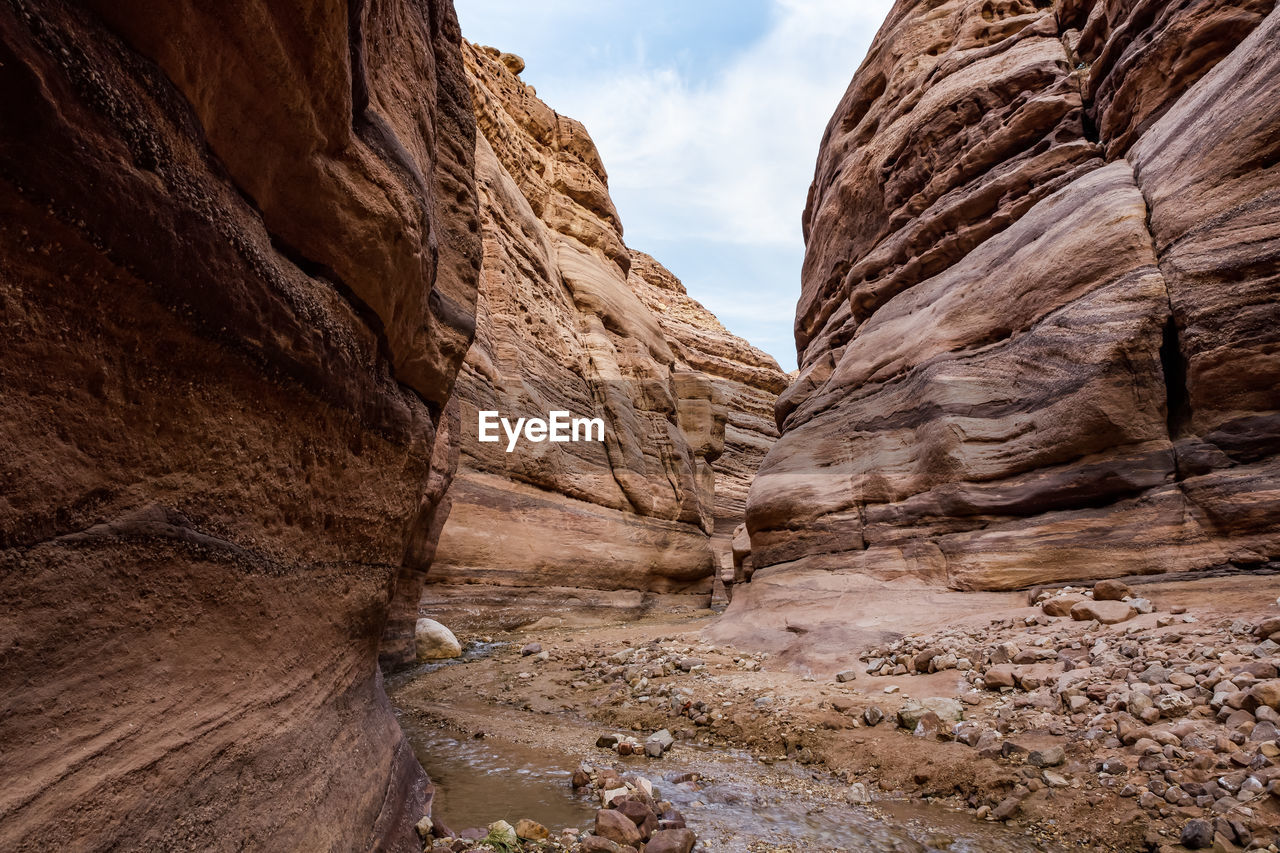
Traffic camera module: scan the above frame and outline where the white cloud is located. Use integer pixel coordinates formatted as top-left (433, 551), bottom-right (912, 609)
top-left (455, 0), bottom-right (894, 369)
top-left (544, 0), bottom-right (894, 247)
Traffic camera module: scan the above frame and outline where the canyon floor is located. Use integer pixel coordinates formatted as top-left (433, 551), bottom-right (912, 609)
top-left (389, 574), bottom-right (1280, 852)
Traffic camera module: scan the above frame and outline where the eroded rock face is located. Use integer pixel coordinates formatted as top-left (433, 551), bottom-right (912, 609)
top-left (0, 1), bottom-right (479, 850)
top-left (625, 251), bottom-right (790, 528)
top-left (423, 45), bottom-right (784, 627)
top-left (626, 251), bottom-right (790, 600)
top-left (733, 0), bottom-right (1280, 630)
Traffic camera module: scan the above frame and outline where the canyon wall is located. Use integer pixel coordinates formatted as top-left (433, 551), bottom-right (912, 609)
top-left (422, 45), bottom-right (786, 628)
top-left (727, 0), bottom-right (1280, 637)
top-left (625, 250), bottom-right (790, 599)
top-left (626, 250), bottom-right (790, 529)
top-left (0, 1), bottom-right (479, 850)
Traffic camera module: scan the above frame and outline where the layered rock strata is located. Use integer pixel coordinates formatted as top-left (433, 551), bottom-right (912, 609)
top-left (422, 45), bottom-right (784, 627)
top-left (730, 0), bottom-right (1280, 637)
top-left (0, 1), bottom-right (479, 850)
top-left (625, 251), bottom-right (790, 528)
top-left (626, 250), bottom-right (790, 600)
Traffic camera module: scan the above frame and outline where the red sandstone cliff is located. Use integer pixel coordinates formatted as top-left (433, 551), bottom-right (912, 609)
top-left (727, 0), bottom-right (1280, 638)
top-left (0, 1), bottom-right (479, 849)
top-left (421, 46), bottom-right (786, 627)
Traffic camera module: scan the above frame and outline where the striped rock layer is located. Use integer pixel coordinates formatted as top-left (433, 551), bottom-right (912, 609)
top-left (0, 1), bottom-right (479, 849)
top-left (422, 45), bottom-right (786, 628)
top-left (731, 0), bottom-right (1280, 629)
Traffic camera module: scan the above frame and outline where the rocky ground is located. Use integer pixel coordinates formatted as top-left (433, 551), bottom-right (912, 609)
top-left (412, 755), bottom-right (698, 853)
top-left (393, 574), bottom-right (1280, 852)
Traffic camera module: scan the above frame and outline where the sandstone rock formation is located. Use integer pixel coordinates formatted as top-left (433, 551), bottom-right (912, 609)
top-left (727, 0), bottom-right (1280, 639)
top-left (421, 45), bottom-right (785, 627)
top-left (625, 251), bottom-right (790, 528)
top-left (626, 250), bottom-right (790, 600)
top-left (0, 1), bottom-right (479, 850)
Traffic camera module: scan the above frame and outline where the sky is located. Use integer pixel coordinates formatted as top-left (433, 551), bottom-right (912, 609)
top-left (454, 0), bottom-right (894, 372)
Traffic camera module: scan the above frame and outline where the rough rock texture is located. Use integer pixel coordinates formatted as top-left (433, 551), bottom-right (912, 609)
top-left (0, 1), bottom-right (479, 850)
top-left (626, 250), bottom-right (789, 600)
top-left (726, 0), bottom-right (1280, 641)
top-left (625, 251), bottom-right (789, 526)
top-left (422, 45), bottom-right (782, 627)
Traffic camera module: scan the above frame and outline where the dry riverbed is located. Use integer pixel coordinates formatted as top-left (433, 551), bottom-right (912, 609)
top-left (389, 575), bottom-right (1280, 852)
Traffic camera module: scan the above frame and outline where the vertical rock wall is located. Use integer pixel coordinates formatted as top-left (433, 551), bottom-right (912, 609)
top-left (422, 45), bottom-right (786, 627)
top-left (626, 251), bottom-right (790, 599)
top-left (0, 1), bottom-right (479, 849)
top-left (730, 0), bottom-right (1280, 632)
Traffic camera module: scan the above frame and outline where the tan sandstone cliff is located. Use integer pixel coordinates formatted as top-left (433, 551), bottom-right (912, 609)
top-left (0, 1), bottom-right (479, 850)
top-left (626, 250), bottom-right (790, 600)
top-left (722, 0), bottom-right (1280, 643)
top-left (421, 45), bottom-right (786, 627)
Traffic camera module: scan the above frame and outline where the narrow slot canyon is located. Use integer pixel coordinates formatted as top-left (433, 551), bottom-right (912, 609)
top-left (1, 1), bottom-right (1279, 852)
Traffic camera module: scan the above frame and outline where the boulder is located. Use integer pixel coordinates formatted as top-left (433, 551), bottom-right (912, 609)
top-left (515, 819), bottom-right (548, 841)
top-left (913, 647), bottom-right (944, 672)
top-left (921, 697), bottom-right (964, 722)
top-left (595, 808), bottom-right (643, 847)
top-left (992, 796), bottom-right (1022, 821)
top-left (898, 697), bottom-right (963, 730)
top-left (985, 665), bottom-right (1018, 689)
top-left (1070, 600), bottom-right (1135, 625)
top-left (644, 828), bottom-right (696, 853)
top-left (1250, 680), bottom-right (1280, 711)
top-left (415, 619), bottom-right (462, 661)
top-left (581, 836), bottom-right (627, 853)
top-left (1156, 692), bottom-right (1194, 718)
top-left (1042, 594), bottom-right (1086, 617)
top-left (1092, 579), bottom-right (1132, 601)
top-left (1042, 770), bottom-right (1070, 788)
top-left (486, 821), bottom-right (517, 846)
top-left (601, 787), bottom-right (629, 807)
top-left (1181, 819), bottom-right (1215, 849)
top-left (1028, 746), bottom-right (1065, 767)
top-left (615, 800), bottom-right (658, 839)
top-left (846, 782), bottom-right (872, 804)
top-left (912, 711), bottom-right (944, 738)
top-left (645, 729), bottom-right (675, 756)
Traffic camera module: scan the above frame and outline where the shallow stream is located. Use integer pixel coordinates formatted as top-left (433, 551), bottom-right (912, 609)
top-left (389, 643), bottom-right (1063, 852)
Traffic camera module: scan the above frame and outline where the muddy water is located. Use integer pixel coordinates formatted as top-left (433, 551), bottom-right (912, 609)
top-left (390, 647), bottom-right (1060, 852)
top-left (397, 714), bottom-right (599, 830)
top-left (652, 746), bottom-right (1054, 852)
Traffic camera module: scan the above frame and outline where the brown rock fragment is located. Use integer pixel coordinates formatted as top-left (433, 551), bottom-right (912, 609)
top-left (1043, 594), bottom-right (1087, 617)
top-left (595, 808), bottom-right (643, 848)
top-left (1071, 600), bottom-right (1136, 625)
top-left (1092, 579), bottom-right (1133, 601)
top-left (645, 829), bottom-right (697, 853)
